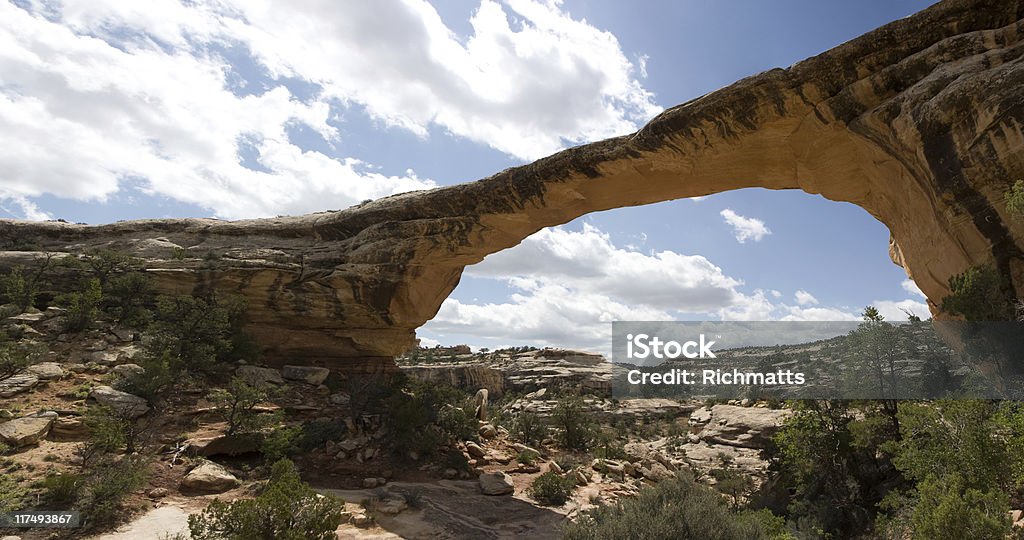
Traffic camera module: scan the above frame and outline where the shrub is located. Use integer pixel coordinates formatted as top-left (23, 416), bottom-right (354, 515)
top-left (1, 257), bottom-right (54, 312)
top-left (941, 265), bottom-right (1012, 321)
top-left (0, 474), bottom-right (27, 513)
top-left (209, 377), bottom-right (276, 436)
top-left (80, 404), bottom-right (152, 461)
top-left (117, 351), bottom-right (175, 400)
top-left (296, 419), bottom-right (347, 452)
top-left (384, 378), bottom-right (475, 457)
top-left (562, 472), bottom-right (791, 540)
top-left (79, 456), bottom-right (150, 530)
top-left (105, 271), bottom-right (153, 327)
top-left (1006, 180), bottom-right (1024, 216)
top-left (43, 472), bottom-right (83, 506)
top-left (528, 471), bottom-right (576, 506)
top-left (512, 411), bottom-right (547, 446)
top-left (188, 459), bottom-right (343, 540)
top-left (0, 333), bottom-right (44, 379)
top-left (517, 449), bottom-right (539, 466)
top-left (260, 425), bottom-right (302, 462)
top-left (144, 294), bottom-right (252, 373)
top-left (902, 474), bottom-right (1011, 540)
top-left (550, 395), bottom-right (597, 451)
top-left (60, 277), bottom-right (103, 332)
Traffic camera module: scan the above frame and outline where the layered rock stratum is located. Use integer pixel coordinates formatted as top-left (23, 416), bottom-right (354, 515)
top-left (1, 0), bottom-right (1022, 367)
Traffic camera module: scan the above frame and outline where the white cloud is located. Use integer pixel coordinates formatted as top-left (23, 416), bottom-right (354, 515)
top-left (720, 209), bottom-right (771, 243)
top-left (0, 0), bottom-right (659, 219)
top-left (901, 278), bottom-right (926, 299)
top-left (422, 222), bottom-right (935, 350)
top-left (0, 192), bottom-right (52, 221)
top-left (873, 299), bottom-right (930, 321)
top-left (794, 289), bottom-right (818, 306)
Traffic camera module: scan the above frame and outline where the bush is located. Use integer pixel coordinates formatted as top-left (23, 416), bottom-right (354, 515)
top-left (528, 471), bottom-right (576, 506)
top-left (517, 449), bottom-right (539, 466)
top-left (562, 472), bottom-right (791, 540)
top-left (512, 411), bottom-right (547, 446)
top-left (188, 459), bottom-right (343, 540)
top-left (1006, 180), bottom-right (1024, 216)
top-left (296, 419), bottom-right (347, 452)
top-left (0, 333), bottom-right (44, 379)
top-left (260, 425), bottom-right (302, 462)
top-left (79, 456), bottom-right (150, 530)
top-left (117, 351), bottom-right (175, 400)
top-left (0, 474), bottom-right (28, 513)
top-left (384, 378), bottom-right (475, 457)
top-left (941, 265), bottom-right (1012, 321)
top-left (60, 277), bottom-right (103, 332)
top-left (105, 271), bottom-right (153, 327)
top-left (550, 395), bottom-right (597, 451)
top-left (43, 472), bottom-right (83, 506)
top-left (1, 257), bottom-right (54, 312)
top-left (144, 294), bottom-right (253, 373)
top-left (209, 377), bottom-right (277, 436)
top-left (901, 474), bottom-right (1011, 540)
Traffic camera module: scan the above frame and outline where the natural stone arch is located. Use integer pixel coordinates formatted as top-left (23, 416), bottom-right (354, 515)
top-left (1, 0), bottom-right (1022, 367)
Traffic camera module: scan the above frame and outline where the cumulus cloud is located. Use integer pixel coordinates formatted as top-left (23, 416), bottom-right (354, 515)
top-left (423, 223), bottom-right (932, 351)
top-left (720, 209), bottom-right (771, 243)
top-left (794, 289), bottom-right (818, 306)
top-left (0, 0), bottom-right (659, 219)
top-left (901, 278), bottom-right (926, 298)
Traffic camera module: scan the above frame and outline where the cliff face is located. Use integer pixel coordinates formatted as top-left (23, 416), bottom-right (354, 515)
top-left (1, 0), bottom-right (1023, 367)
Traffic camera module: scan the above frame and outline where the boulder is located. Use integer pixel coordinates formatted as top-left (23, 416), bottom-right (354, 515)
top-left (0, 412), bottom-right (57, 447)
top-left (181, 461), bottom-right (240, 493)
top-left (49, 416), bottom-right (88, 440)
top-left (111, 363), bottom-right (145, 377)
top-left (235, 365), bottom-right (284, 386)
top-left (479, 471), bottom-right (514, 496)
top-left (281, 365), bottom-right (329, 385)
top-left (88, 385), bottom-right (150, 418)
top-left (478, 424), bottom-right (497, 439)
top-left (26, 362), bottom-right (64, 380)
top-left (694, 405), bottom-right (790, 449)
top-left (0, 373), bottom-right (39, 398)
top-left (465, 441), bottom-right (486, 459)
top-left (193, 433), bottom-right (262, 457)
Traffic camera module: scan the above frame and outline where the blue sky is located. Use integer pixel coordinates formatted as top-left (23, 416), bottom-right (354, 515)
top-left (0, 0), bottom-right (934, 353)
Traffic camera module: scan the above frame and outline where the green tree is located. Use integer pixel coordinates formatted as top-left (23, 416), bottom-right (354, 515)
top-left (188, 459), bottom-right (343, 540)
top-left (145, 294), bottom-right (252, 372)
top-left (941, 265), bottom-right (1012, 321)
top-left (60, 277), bottom-right (103, 332)
top-left (208, 377), bottom-right (276, 436)
top-left (550, 395), bottom-right (597, 451)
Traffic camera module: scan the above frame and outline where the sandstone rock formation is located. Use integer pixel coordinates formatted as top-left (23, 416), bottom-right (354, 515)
top-left (0, 0), bottom-right (1022, 367)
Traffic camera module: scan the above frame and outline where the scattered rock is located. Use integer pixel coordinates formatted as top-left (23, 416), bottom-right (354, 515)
top-left (0, 412), bottom-right (57, 447)
top-left (479, 471), bottom-right (514, 495)
top-left (89, 385), bottom-right (150, 418)
top-left (329, 392), bottom-right (351, 406)
top-left (691, 405), bottom-right (790, 449)
top-left (281, 365), bottom-right (330, 385)
top-left (146, 487), bottom-right (169, 499)
top-left (362, 477), bottom-right (381, 488)
top-left (193, 433), bottom-right (262, 457)
top-left (49, 416), bottom-right (88, 440)
top-left (0, 373), bottom-right (39, 398)
top-left (235, 365), bottom-right (284, 386)
top-left (374, 494), bottom-right (407, 515)
top-left (181, 461), bottom-right (241, 493)
top-left (478, 424), bottom-right (497, 439)
top-left (26, 362), bottom-right (64, 380)
top-left (465, 441), bottom-right (486, 459)
top-left (112, 363), bottom-right (145, 377)
top-left (0, 409), bottom-right (11, 419)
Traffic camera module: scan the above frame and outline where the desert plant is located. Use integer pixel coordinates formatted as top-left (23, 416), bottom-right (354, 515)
top-left (0, 474), bottom-right (27, 513)
top-left (78, 456), bottom-right (150, 530)
top-left (562, 472), bottom-right (791, 540)
top-left (60, 277), bottom-right (103, 332)
top-left (188, 459), bottom-right (343, 540)
top-left (1006, 180), bottom-right (1024, 216)
top-left (0, 333), bottom-right (44, 379)
top-left (43, 472), bottom-right (83, 506)
top-left (528, 471), bottom-right (576, 506)
top-left (209, 377), bottom-right (276, 436)
top-left (144, 294), bottom-right (252, 373)
top-left (550, 395), bottom-right (597, 451)
top-left (511, 410), bottom-right (547, 446)
top-left (941, 265), bottom-right (1013, 321)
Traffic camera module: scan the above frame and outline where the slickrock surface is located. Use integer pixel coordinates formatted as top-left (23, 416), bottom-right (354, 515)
top-left (1, 0), bottom-right (1022, 367)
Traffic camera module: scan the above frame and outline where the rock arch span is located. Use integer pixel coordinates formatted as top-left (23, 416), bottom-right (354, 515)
top-left (1, 0), bottom-right (1022, 367)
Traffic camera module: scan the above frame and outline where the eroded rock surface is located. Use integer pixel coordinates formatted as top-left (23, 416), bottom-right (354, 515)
top-left (1, 0), bottom-right (1022, 367)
